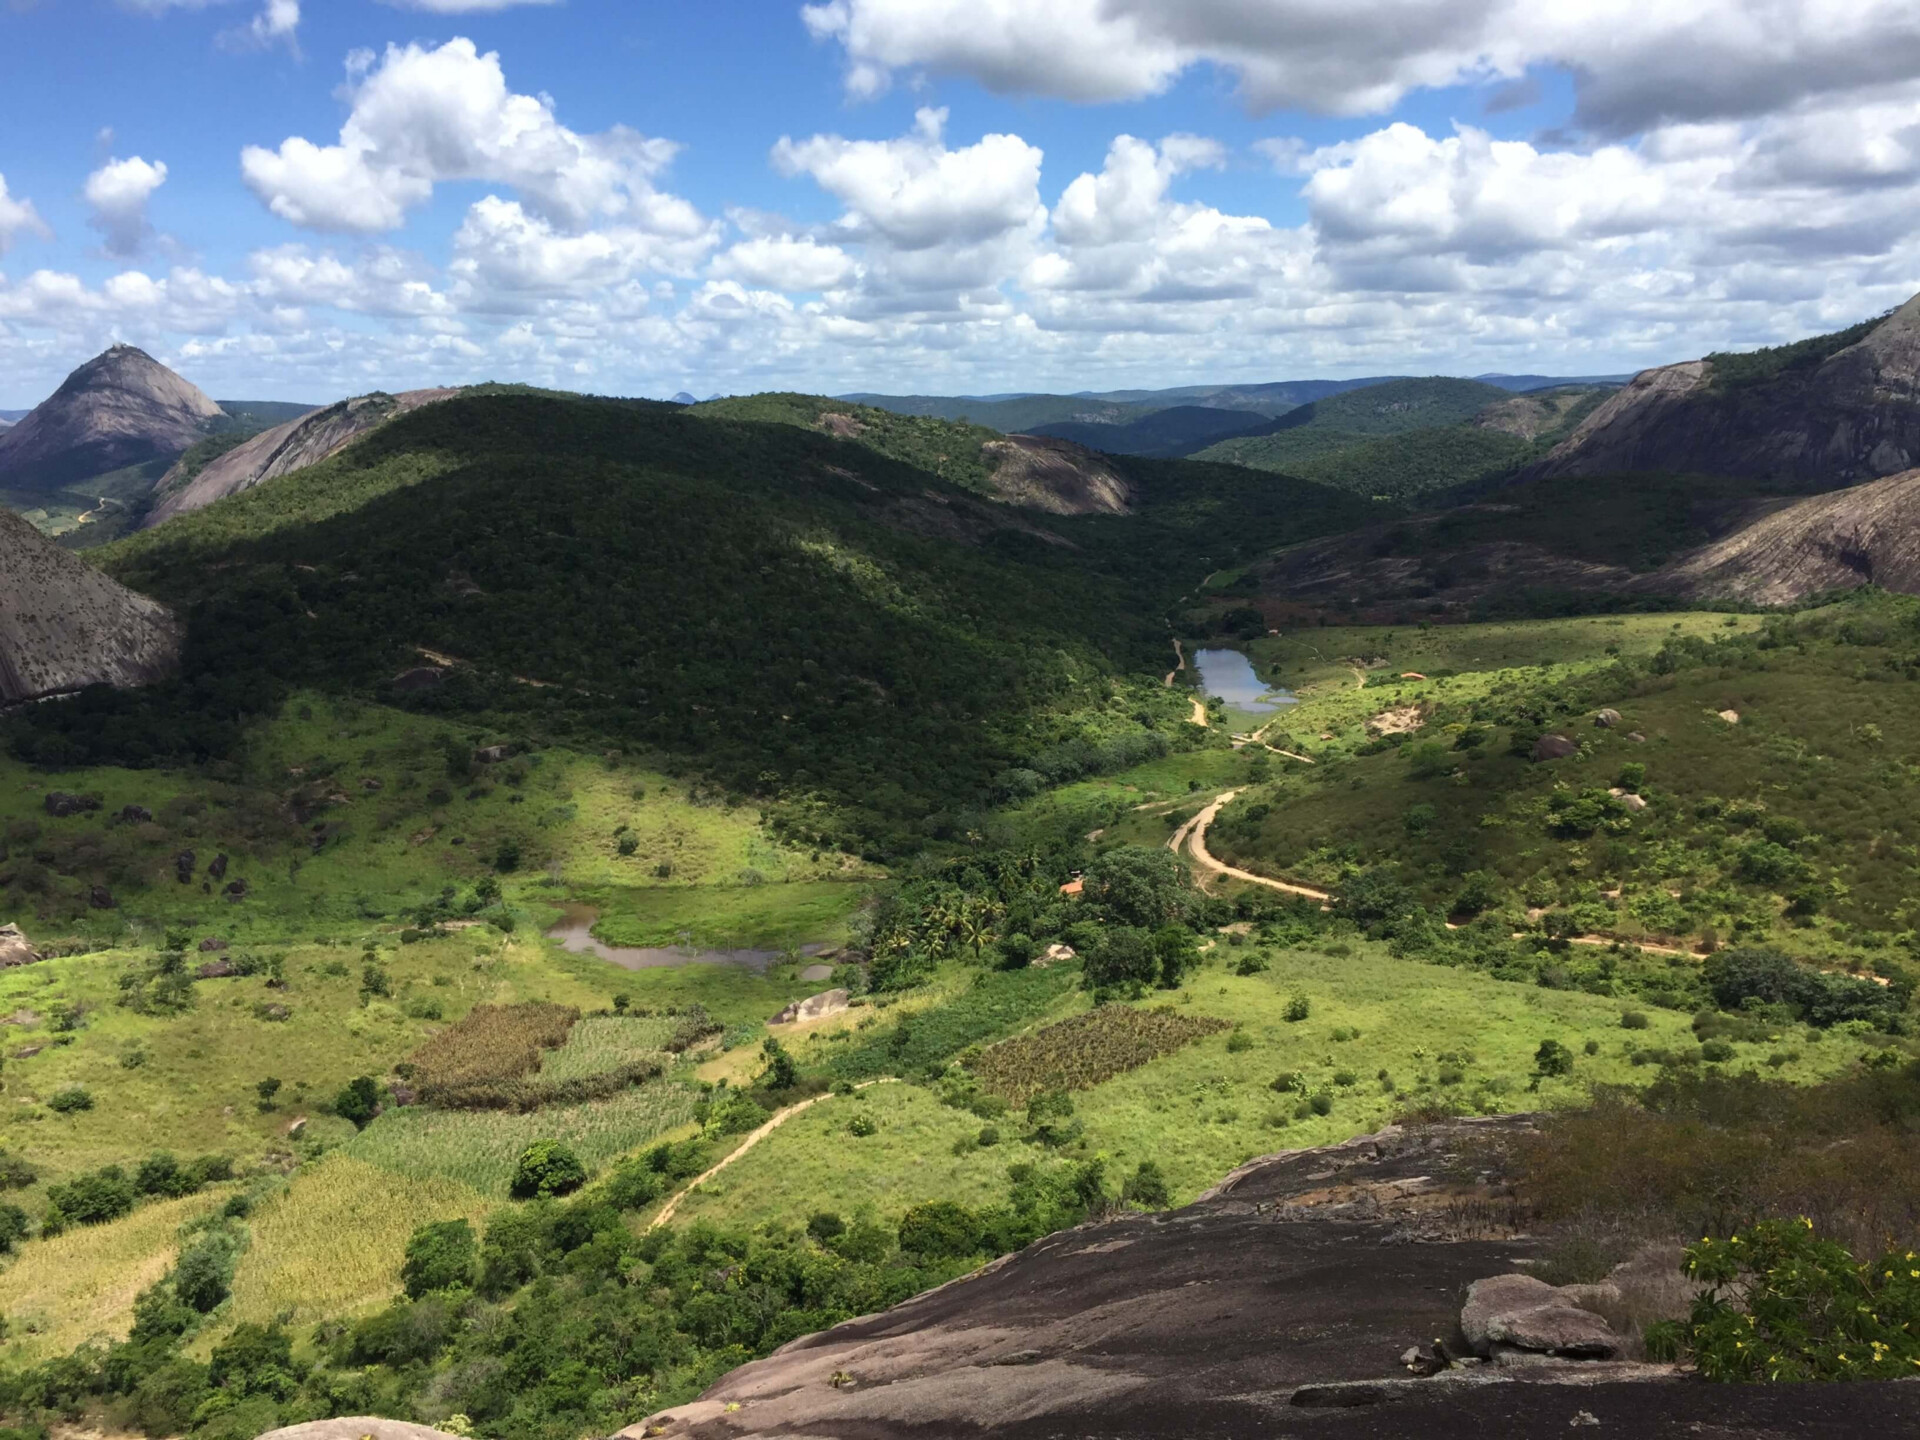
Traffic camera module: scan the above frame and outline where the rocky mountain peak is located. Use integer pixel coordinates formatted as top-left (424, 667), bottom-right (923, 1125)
top-left (0, 345), bottom-right (225, 495)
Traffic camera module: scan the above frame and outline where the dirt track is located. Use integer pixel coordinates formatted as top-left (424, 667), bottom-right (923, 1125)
top-left (1169, 790), bottom-right (1333, 902)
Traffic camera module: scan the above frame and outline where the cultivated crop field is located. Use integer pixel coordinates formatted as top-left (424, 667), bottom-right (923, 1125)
top-left (225, 1154), bottom-right (496, 1328)
top-left (408, 1001), bottom-right (578, 1093)
top-left (969, 1004), bottom-right (1232, 1104)
top-left (342, 1079), bottom-right (701, 1195)
top-left (536, 1014), bottom-right (677, 1082)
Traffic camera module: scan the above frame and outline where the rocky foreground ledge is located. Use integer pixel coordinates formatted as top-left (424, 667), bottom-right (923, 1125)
top-left (610, 1119), bottom-right (1920, 1440)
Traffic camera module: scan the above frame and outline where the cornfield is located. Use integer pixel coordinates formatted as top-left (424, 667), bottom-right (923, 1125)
top-left (407, 1002), bottom-right (578, 1102)
top-left (968, 1004), bottom-right (1232, 1105)
top-left (537, 1016), bottom-right (678, 1083)
top-left (344, 1080), bottom-right (702, 1196)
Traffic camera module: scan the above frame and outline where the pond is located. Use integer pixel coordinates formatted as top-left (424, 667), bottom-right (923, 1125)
top-left (1192, 648), bottom-right (1296, 715)
top-left (545, 904), bottom-right (831, 972)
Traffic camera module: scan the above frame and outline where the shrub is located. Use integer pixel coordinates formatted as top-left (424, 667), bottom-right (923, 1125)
top-left (493, 838), bottom-right (522, 873)
top-left (402, 1219), bottom-right (478, 1298)
top-left (897, 1200), bottom-right (984, 1259)
top-left (1225, 1030), bottom-right (1254, 1053)
top-left (0, 1153), bottom-right (38, 1190)
top-left (334, 1076), bottom-right (381, 1130)
top-left (1283, 995), bottom-right (1311, 1022)
top-left (807, 1211), bottom-right (846, 1243)
top-left (977, 1125), bottom-right (1000, 1147)
top-left (1534, 1039), bottom-right (1575, 1077)
top-left (510, 1140), bottom-right (588, 1200)
top-left (174, 1231), bottom-right (239, 1313)
top-left (1232, 952), bottom-right (1268, 977)
top-left (46, 1166), bottom-right (136, 1225)
top-left (847, 1113), bottom-right (878, 1138)
top-left (1333, 1070), bottom-right (1357, 1087)
top-left (1308, 1093), bottom-right (1333, 1116)
top-left (603, 1159), bottom-right (665, 1211)
top-left (1122, 1160), bottom-right (1171, 1209)
top-left (1621, 1010), bottom-right (1651, 1030)
top-left (48, 1087), bottom-right (93, 1113)
top-left (0, 1202), bottom-right (28, 1253)
top-left (759, 1037), bottom-right (800, 1091)
top-left (1680, 1219), bottom-right (1920, 1381)
top-left (1701, 1039), bottom-right (1736, 1063)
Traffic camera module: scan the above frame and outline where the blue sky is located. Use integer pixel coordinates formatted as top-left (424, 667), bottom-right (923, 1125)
top-left (1, 0), bottom-right (1916, 404)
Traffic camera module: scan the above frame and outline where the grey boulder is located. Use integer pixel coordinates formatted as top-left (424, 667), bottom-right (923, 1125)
top-left (1460, 1274), bottom-right (1618, 1359)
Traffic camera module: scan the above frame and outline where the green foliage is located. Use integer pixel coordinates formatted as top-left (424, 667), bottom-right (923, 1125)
top-left (759, 1037), bottom-right (800, 1091)
top-left (1679, 1219), bottom-right (1920, 1380)
top-left (1122, 1159), bottom-right (1171, 1209)
top-left (1705, 312), bottom-right (1890, 390)
top-left (1533, 1039), bottom-right (1575, 1077)
top-left (1081, 845), bottom-right (1195, 930)
top-left (967, 1004), bottom-right (1232, 1105)
top-left (1703, 947), bottom-right (1899, 1030)
top-left (1283, 995), bottom-right (1311, 1023)
top-left (401, 1219), bottom-right (477, 1298)
top-left (47, 1087), bottom-right (93, 1114)
top-left (846, 1113), bottom-right (878, 1138)
top-left (509, 1140), bottom-right (588, 1201)
top-left (333, 1077), bottom-right (381, 1130)
top-left (897, 1200), bottom-right (984, 1259)
top-left (827, 966), bottom-right (1079, 1084)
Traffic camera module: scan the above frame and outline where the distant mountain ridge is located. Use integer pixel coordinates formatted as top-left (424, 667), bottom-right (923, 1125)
top-left (1533, 296), bottom-right (1920, 486)
top-left (0, 345), bottom-right (223, 494)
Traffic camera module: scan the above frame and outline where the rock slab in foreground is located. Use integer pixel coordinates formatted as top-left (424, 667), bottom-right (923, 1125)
top-left (1460, 1274), bottom-right (1619, 1359)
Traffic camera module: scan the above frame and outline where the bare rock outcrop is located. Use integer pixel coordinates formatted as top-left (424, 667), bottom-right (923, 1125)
top-left (0, 507), bottom-right (182, 705)
top-left (257, 1421), bottom-right (468, 1440)
top-left (0, 926), bottom-right (38, 969)
top-left (146, 387), bottom-right (461, 528)
top-left (1651, 466), bottom-right (1920, 604)
top-left (770, 989), bottom-right (850, 1026)
top-left (0, 345), bottom-right (222, 494)
top-left (1459, 1274), bottom-right (1619, 1359)
top-left (982, 434), bottom-right (1131, 515)
top-left (1533, 292), bottom-right (1920, 486)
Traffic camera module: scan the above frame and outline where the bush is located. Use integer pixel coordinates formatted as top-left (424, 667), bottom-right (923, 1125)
top-left (759, 1037), bottom-right (800, 1091)
top-left (173, 1231), bottom-right (239, 1313)
top-left (333, 1076), bottom-right (381, 1130)
top-left (1283, 995), bottom-right (1311, 1022)
top-left (402, 1219), bottom-right (477, 1298)
top-left (48, 1087), bottom-right (93, 1113)
top-left (1621, 1010), bottom-right (1650, 1030)
top-left (510, 1140), bottom-right (587, 1200)
top-left (1308, 1093), bottom-right (1333, 1116)
top-left (1226, 1030), bottom-right (1254, 1053)
top-left (847, 1113), bottom-right (878, 1137)
top-left (0, 1202), bottom-right (28, 1253)
top-left (1701, 1039), bottom-right (1736, 1063)
top-left (897, 1200), bottom-right (984, 1259)
top-left (1535, 1039), bottom-right (1575, 1077)
top-left (46, 1166), bottom-right (136, 1225)
top-left (1122, 1159), bottom-right (1171, 1209)
top-left (603, 1159), bottom-right (665, 1211)
top-left (1680, 1219), bottom-right (1920, 1380)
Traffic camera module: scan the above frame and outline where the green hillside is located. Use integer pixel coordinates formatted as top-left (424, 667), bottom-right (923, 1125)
top-left (1284, 424), bottom-right (1533, 500)
top-left (1029, 405), bottom-right (1277, 458)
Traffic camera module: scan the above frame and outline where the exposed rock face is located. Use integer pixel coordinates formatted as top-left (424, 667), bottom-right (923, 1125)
top-left (1651, 466), bottom-right (1920, 604)
top-left (0, 926), bottom-right (38, 969)
top-left (1532, 735), bottom-right (1578, 761)
top-left (0, 507), bottom-right (182, 705)
top-left (0, 345), bottom-right (223, 494)
top-left (982, 434), bottom-right (1131, 515)
top-left (770, 989), bottom-right (850, 1026)
top-left (145, 387), bottom-right (461, 527)
top-left (1533, 293), bottom-right (1920, 486)
top-left (258, 1421), bottom-right (468, 1440)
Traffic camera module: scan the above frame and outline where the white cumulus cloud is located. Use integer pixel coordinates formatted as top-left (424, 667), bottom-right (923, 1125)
top-left (85, 156), bottom-right (169, 258)
top-left (0, 175), bottom-right (51, 256)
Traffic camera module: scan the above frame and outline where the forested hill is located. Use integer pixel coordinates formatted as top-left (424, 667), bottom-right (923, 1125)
top-left (14, 392), bottom-right (1369, 857)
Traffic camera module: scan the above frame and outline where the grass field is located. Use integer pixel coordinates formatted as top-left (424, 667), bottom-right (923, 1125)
top-left (342, 1080), bottom-right (702, 1195)
top-left (578, 879), bottom-right (867, 950)
top-left (667, 1082), bottom-right (1012, 1231)
top-left (0, 1190), bottom-right (223, 1365)
top-left (226, 1155), bottom-right (495, 1327)
top-left (537, 1015), bottom-right (677, 1082)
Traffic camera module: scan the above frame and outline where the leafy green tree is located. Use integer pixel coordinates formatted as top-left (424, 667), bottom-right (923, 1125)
top-left (1083, 846), bottom-right (1191, 930)
top-left (1152, 926), bottom-right (1200, 988)
top-left (760, 1037), bottom-right (799, 1090)
top-left (510, 1140), bottom-right (587, 1200)
top-left (402, 1219), bottom-right (478, 1298)
top-left (333, 1076), bottom-right (381, 1130)
top-left (1534, 1039), bottom-right (1575, 1077)
top-left (1122, 1160), bottom-right (1171, 1209)
top-left (1082, 926), bottom-right (1156, 990)
top-left (173, 1232), bottom-right (239, 1313)
top-left (0, 1202), bottom-right (28, 1253)
top-left (897, 1200), bottom-right (984, 1259)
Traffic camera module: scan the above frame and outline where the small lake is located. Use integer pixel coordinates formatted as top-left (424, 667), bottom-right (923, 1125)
top-left (1192, 648), bottom-right (1296, 715)
top-left (546, 904), bottom-right (831, 972)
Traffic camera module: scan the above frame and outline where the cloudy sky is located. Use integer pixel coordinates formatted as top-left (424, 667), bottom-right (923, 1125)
top-left (2, 0), bottom-right (1918, 405)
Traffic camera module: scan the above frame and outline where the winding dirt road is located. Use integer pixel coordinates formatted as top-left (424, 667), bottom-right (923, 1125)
top-left (1168, 789), bottom-right (1333, 902)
